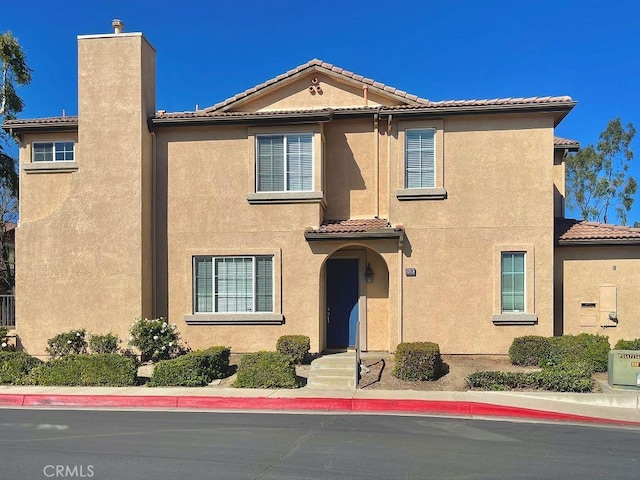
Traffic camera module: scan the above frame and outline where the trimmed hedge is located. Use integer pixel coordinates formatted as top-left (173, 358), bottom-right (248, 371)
top-left (466, 364), bottom-right (594, 393)
top-left (509, 336), bottom-right (550, 366)
top-left (546, 334), bottom-right (609, 372)
top-left (22, 354), bottom-right (137, 386)
top-left (509, 333), bottom-right (610, 372)
top-left (614, 338), bottom-right (640, 350)
top-left (276, 335), bottom-right (310, 364)
top-left (393, 342), bottom-right (442, 381)
top-left (148, 346), bottom-right (230, 387)
top-left (235, 351), bottom-right (297, 388)
top-left (0, 351), bottom-right (43, 384)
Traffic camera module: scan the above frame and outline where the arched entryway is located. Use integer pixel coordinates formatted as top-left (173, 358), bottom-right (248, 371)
top-left (321, 246), bottom-right (389, 351)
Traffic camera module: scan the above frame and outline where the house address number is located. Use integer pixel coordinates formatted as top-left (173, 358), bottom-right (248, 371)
top-left (406, 268), bottom-right (417, 277)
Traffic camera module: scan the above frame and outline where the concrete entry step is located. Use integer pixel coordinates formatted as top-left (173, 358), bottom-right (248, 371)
top-left (306, 352), bottom-right (357, 390)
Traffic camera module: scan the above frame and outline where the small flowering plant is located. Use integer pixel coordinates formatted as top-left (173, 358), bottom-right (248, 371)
top-left (46, 329), bottom-right (88, 358)
top-left (129, 317), bottom-right (183, 362)
top-left (0, 326), bottom-right (12, 351)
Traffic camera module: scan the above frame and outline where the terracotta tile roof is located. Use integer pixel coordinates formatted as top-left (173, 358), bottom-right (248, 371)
top-left (554, 136), bottom-right (580, 149)
top-left (556, 218), bottom-right (640, 244)
top-left (204, 59), bottom-right (431, 112)
top-left (306, 218), bottom-right (403, 234)
top-left (3, 116), bottom-right (78, 126)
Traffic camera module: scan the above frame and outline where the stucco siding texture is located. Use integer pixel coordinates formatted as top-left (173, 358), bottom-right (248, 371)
top-left (16, 35), bottom-right (155, 356)
top-left (557, 246), bottom-right (640, 347)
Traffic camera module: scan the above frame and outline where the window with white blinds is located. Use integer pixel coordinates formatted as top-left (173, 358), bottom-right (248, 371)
top-left (257, 134), bottom-right (312, 192)
top-left (194, 256), bottom-right (273, 313)
top-left (405, 129), bottom-right (435, 188)
top-left (501, 252), bottom-right (525, 313)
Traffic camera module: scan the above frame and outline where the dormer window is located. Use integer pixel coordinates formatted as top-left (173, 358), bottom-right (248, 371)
top-left (32, 142), bottom-right (75, 162)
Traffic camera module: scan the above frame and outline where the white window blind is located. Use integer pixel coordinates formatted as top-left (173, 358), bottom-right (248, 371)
top-left (257, 134), bottom-right (312, 192)
top-left (194, 256), bottom-right (273, 313)
top-left (405, 129), bottom-right (435, 188)
top-left (501, 252), bottom-right (525, 313)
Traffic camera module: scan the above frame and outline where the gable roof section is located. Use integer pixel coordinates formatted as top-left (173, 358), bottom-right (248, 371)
top-left (204, 59), bottom-right (430, 113)
top-left (556, 218), bottom-right (640, 245)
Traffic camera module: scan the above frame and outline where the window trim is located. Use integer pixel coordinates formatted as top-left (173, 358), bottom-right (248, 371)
top-left (396, 119), bottom-right (446, 201)
top-left (492, 245), bottom-right (537, 325)
top-left (247, 125), bottom-right (324, 205)
top-left (184, 249), bottom-right (283, 326)
top-left (255, 133), bottom-right (314, 193)
top-left (192, 255), bottom-right (274, 314)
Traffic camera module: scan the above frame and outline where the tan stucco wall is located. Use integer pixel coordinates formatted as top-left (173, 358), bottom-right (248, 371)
top-left (556, 246), bottom-right (640, 347)
top-left (389, 114), bottom-right (556, 353)
top-left (553, 149), bottom-right (566, 218)
top-left (16, 34), bottom-right (155, 356)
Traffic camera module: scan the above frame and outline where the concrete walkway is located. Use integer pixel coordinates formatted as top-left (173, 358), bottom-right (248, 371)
top-left (1, 383), bottom-right (638, 427)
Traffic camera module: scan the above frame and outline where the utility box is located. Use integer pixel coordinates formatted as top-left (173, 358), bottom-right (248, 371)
top-left (608, 350), bottom-right (640, 389)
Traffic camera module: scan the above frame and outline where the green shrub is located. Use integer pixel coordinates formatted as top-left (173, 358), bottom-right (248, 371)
top-left (46, 329), bottom-right (88, 358)
top-left (546, 334), bottom-right (610, 372)
top-left (509, 336), bottom-right (551, 366)
top-left (614, 338), bottom-right (640, 350)
top-left (235, 351), bottom-right (297, 388)
top-left (149, 346), bottom-right (230, 387)
top-left (466, 365), bottom-right (594, 393)
top-left (89, 333), bottom-right (121, 354)
top-left (276, 335), bottom-right (310, 364)
top-left (0, 326), bottom-right (10, 351)
top-left (129, 317), bottom-right (184, 362)
top-left (22, 354), bottom-right (137, 386)
top-left (0, 351), bottom-right (43, 384)
top-left (392, 342), bottom-right (442, 381)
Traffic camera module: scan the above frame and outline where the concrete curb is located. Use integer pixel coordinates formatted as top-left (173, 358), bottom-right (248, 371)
top-left (1, 392), bottom-right (639, 427)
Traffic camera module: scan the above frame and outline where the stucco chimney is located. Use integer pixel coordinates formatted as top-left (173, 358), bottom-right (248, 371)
top-left (112, 19), bottom-right (124, 34)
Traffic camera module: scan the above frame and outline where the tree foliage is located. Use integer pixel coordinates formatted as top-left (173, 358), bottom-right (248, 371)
top-left (566, 118), bottom-right (636, 225)
top-left (0, 31), bottom-right (32, 293)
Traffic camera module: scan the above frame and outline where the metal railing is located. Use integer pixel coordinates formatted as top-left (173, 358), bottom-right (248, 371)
top-left (0, 295), bottom-right (15, 327)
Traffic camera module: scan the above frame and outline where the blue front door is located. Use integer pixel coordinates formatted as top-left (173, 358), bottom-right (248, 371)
top-left (326, 258), bottom-right (359, 348)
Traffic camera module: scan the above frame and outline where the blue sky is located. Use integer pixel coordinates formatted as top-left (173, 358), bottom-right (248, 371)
top-left (2, 0), bottom-right (639, 223)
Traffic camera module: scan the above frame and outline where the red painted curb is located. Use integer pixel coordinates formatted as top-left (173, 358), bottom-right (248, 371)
top-left (352, 399), bottom-right (470, 416)
top-left (2, 394), bottom-right (639, 427)
top-left (21, 395), bottom-right (177, 408)
top-left (0, 394), bottom-right (25, 406)
top-left (178, 396), bottom-right (352, 411)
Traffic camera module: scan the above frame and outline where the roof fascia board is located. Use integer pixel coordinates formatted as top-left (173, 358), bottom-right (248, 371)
top-left (151, 110), bottom-right (334, 128)
top-left (2, 121), bottom-right (79, 135)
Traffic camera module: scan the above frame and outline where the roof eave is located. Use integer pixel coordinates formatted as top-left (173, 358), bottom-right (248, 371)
top-left (304, 230), bottom-right (404, 241)
top-left (558, 239), bottom-right (640, 246)
top-left (151, 110), bottom-right (334, 128)
top-left (1, 120), bottom-right (79, 135)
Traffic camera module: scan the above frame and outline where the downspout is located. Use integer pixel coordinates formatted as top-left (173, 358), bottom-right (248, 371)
top-left (363, 85), bottom-right (369, 106)
top-left (374, 110), bottom-right (380, 218)
top-left (10, 128), bottom-right (22, 225)
top-left (386, 114), bottom-right (392, 221)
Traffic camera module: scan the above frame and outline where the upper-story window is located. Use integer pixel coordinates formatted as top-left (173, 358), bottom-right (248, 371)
top-left (405, 129), bottom-right (435, 189)
top-left (257, 134), bottom-right (313, 192)
top-left (32, 142), bottom-right (75, 162)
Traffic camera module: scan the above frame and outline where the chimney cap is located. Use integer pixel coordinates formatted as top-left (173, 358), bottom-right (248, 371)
top-left (112, 19), bottom-right (124, 34)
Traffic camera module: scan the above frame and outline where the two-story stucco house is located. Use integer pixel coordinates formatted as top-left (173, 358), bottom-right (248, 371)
top-left (4, 23), bottom-right (640, 358)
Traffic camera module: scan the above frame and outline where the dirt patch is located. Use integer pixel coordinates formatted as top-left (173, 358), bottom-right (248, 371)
top-left (358, 354), bottom-right (538, 391)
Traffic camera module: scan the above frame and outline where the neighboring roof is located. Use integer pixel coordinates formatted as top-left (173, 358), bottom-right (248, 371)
top-left (556, 218), bottom-right (640, 245)
top-left (305, 218), bottom-right (404, 241)
top-left (2, 116), bottom-right (78, 133)
top-left (205, 58), bottom-right (431, 112)
top-left (554, 136), bottom-right (580, 151)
